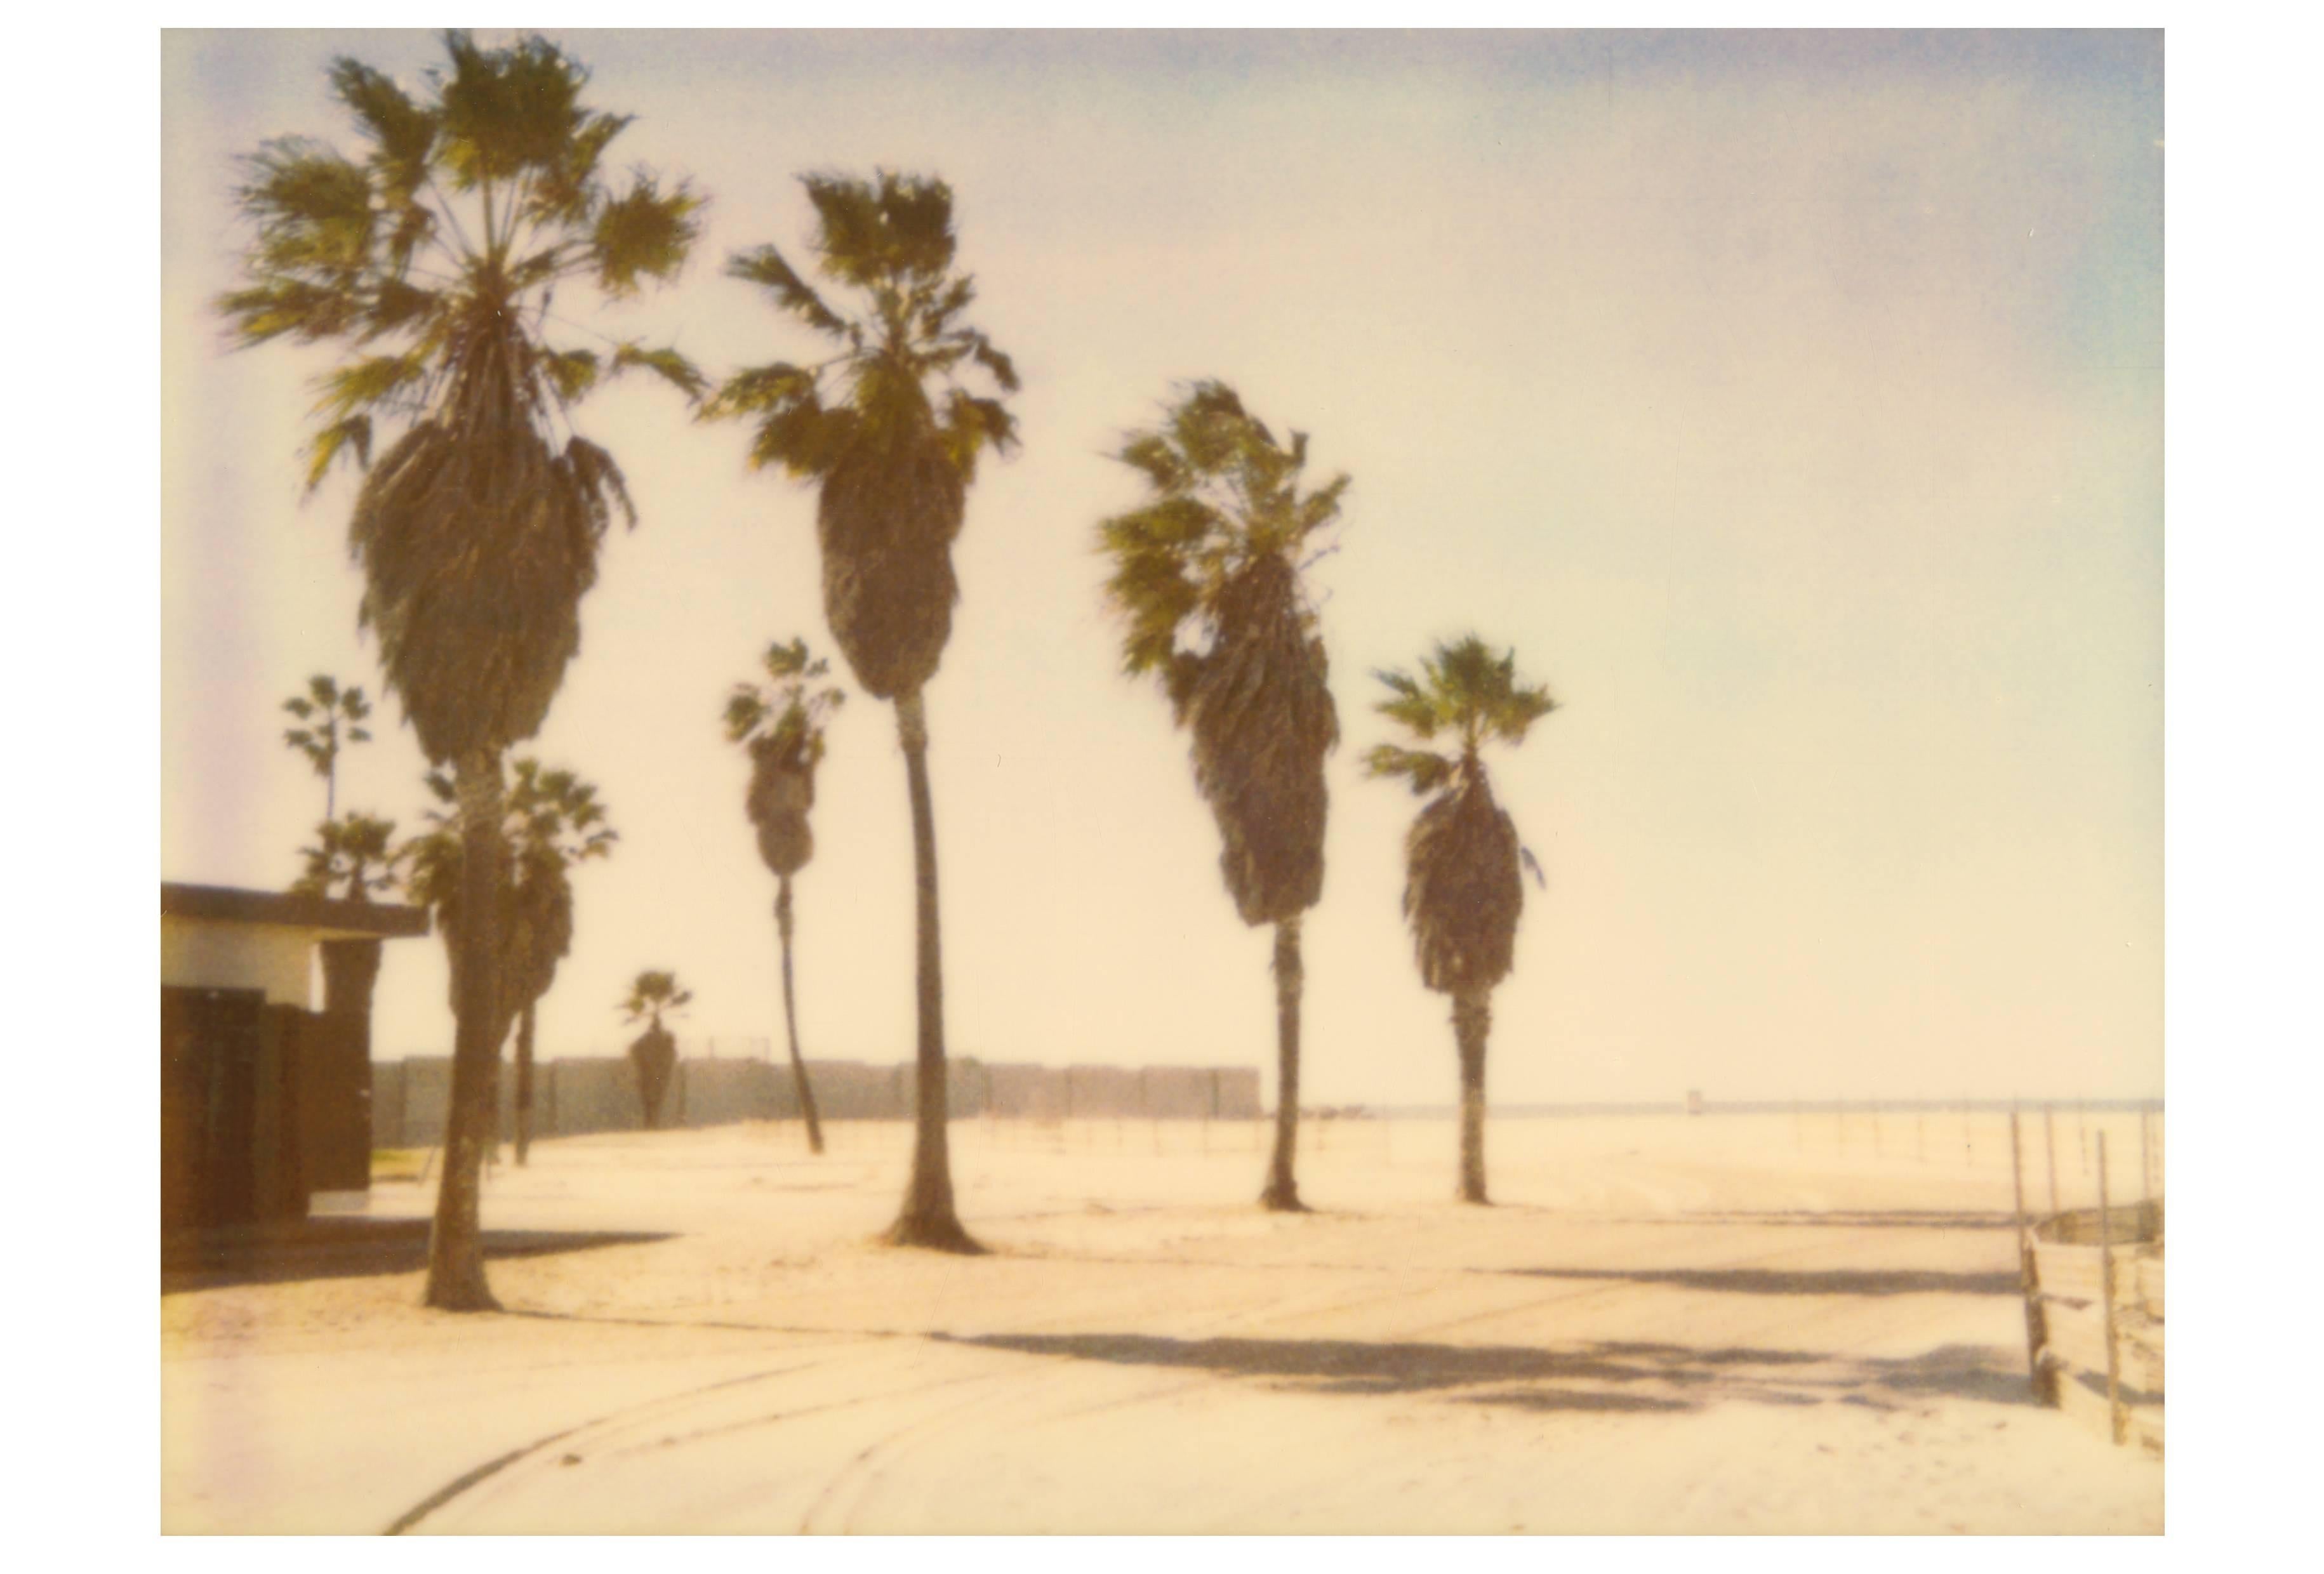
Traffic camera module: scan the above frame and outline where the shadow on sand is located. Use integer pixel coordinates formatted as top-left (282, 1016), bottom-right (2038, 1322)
top-left (161, 1218), bottom-right (674, 1294)
top-left (1490, 1264), bottom-right (2019, 1297)
top-left (936, 1331), bottom-right (2037, 1413)
top-left (1605, 1208), bottom-right (2019, 1233)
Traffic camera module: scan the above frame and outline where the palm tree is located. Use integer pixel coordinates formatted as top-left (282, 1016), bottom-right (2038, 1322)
top-left (219, 32), bottom-right (703, 1310)
top-left (291, 811), bottom-right (404, 1044)
top-left (1097, 381), bottom-right (1348, 1212)
top-left (726, 638), bottom-right (844, 1155)
top-left (503, 762), bottom-right (616, 1164)
top-left (292, 812), bottom-right (403, 902)
top-left (282, 674), bottom-right (373, 822)
top-left (405, 762), bottom-right (616, 1164)
top-left (702, 172), bottom-right (1018, 1252)
top-left (1364, 637), bottom-right (1556, 1204)
top-left (620, 970), bottom-right (693, 1130)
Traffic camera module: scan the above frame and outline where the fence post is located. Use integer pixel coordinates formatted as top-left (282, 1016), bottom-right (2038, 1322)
top-left (2010, 1111), bottom-right (2057, 1405)
top-left (2098, 1130), bottom-right (2125, 1445)
top-left (2045, 1106), bottom-right (2059, 1215)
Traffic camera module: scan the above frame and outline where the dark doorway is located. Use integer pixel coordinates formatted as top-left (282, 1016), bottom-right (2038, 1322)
top-left (298, 1010), bottom-right (372, 1193)
top-left (162, 986), bottom-right (265, 1229)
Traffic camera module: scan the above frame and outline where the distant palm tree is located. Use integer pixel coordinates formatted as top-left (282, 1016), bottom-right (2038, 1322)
top-left (703, 172), bottom-right (1018, 1252)
top-left (293, 812), bottom-right (404, 902)
top-left (293, 811), bottom-right (405, 1042)
top-left (620, 970), bottom-right (693, 1130)
top-left (1098, 381), bottom-right (1348, 1211)
top-left (405, 762), bottom-right (616, 1164)
top-left (726, 638), bottom-right (846, 1155)
top-left (503, 763), bottom-right (616, 1164)
top-left (219, 32), bottom-right (703, 1310)
top-left (1365, 637), bottom-right (1556, 1204)
top-left (282, 674), bottom-right (373, 823)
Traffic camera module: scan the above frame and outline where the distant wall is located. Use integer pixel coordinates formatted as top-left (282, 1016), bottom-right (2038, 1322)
top-left (370, 1055), bottom-right (1265, 1146)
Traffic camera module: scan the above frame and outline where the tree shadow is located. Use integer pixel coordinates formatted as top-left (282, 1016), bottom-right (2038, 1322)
top-left (1490, 1265), bottom-right (2019, 1297)
top-left (935, 1330), bottom-right (2038, 1413)
top-left (161, 1218), bottom-right (674, 1294)
top-left (1606, 1208), bottom-right (2018, 1232)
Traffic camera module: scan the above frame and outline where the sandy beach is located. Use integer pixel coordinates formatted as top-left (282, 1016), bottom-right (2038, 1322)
top-left (160, 1109), bottom-right (2161, 1535)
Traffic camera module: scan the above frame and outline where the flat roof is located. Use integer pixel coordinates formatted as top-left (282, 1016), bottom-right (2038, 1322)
top-left (161, 882), bottom-right (430, 940)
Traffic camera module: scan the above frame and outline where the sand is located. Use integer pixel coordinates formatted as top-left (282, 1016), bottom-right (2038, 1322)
top-left (160, 1109), bottom-right (2163, 1534)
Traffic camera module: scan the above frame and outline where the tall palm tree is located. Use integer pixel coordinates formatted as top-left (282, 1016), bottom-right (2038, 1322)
top-left (219, 32), bottom-right (703, 1309)
top-left (282, 673), bottom-right (373, 823)
top-left (702, 172), bottom-right (1018, 1252)
top-left (1364, 637), bottom-right (1556, 1204)
top-left (1098, 381), bottom-right (1348, 1212)
top-left (726, 637), bottom-right (845, 1155)
top-left (620, 970), bottom-right (692, 1130)
top-left (405, 762), bottom-right (616, 1164)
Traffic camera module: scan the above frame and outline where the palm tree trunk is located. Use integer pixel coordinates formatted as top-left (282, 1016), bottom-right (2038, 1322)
top-left (513, 1002), bottom-right (536, 1167)
top-left (425, 747), bottom-right (505, 1311)
top-left (884, 690), bottom-right (979, 1252)
top-left (1453, 989), bottom-right (1491, 1205)
top-left (1259, 913), bottom-right (1309, 1212)
top-left (776, 876), bottom-right (825, 1155)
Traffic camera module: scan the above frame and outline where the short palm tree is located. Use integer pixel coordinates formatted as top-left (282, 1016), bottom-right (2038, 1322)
top-left (726, 638), bottom-right (845, 1155)
top-left (703, 171), bottom-right (1018, 1252)
top-left (620, 970), bottom-right (692, 1130)
top-left (293, 811), bottom-right (405, 1037)
top-left (282, 674), bottom-right (373, 822)
top-left (292, 812), bottom-right (403, 903)
top-left (1098, 381), bottom-right (1348, 1211)
top-left (503, 762), bottom-right (616, 1164)
top-left (406, 762), bottom-right (616, 1164)
top-left (1364, 637), bottom-right (1556, 1204)
top-left (219, 32), bottom-right (703, 1310)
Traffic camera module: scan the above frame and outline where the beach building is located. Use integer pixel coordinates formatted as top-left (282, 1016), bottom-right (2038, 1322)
top-left (161, 882), bottom-right (428, 1228)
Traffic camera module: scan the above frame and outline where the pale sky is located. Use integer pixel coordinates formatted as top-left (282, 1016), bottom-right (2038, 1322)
top-left (159, 29), bottom-right (2163, 1107)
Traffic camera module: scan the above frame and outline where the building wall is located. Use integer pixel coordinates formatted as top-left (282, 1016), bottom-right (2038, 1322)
top-left (161, 915), bottom-right (314, 1009)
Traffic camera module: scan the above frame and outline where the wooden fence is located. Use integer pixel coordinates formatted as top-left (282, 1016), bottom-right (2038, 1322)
top-left (2011, 1116), bottom-right (2163, 1456)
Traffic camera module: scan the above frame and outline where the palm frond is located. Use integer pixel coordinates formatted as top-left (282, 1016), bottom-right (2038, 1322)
top-left (726, 244), bottom-right (847, 338)
top-left (592, 173), bottom-right (704, 298)
top-left (607, 341), bottom-right (707, 403)
top-left (302, 415), bottom-right (374, 493)
top-left (328, 57), bottom-right (436, 204)
top-left (1362, 743), bottom-right (1455, 795)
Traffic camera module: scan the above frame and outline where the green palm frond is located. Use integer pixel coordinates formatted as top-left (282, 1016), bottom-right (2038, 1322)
top-left (314, 352), bottom-right (430, 422)
top-left (1371, 635), bottom-right (1557, 760)
top-left (1096, 381), bottom-right (1348, 684)
top-left (293, 812), bottom-right (406, 901)
top-left (1362, 743), bottom-right (1456, 796)
top-left (726, 245), bottom-right (847, 338)
top-left (607, 341), bottom-right (707, 402)
top-left (592, 173), bottom-right (706, 298)
top-left (541, 347), bottom-right (600, 402)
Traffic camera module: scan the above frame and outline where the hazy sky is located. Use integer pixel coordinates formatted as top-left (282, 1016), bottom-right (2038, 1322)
top-left (159, 29), bottom-right (2163, 1106)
